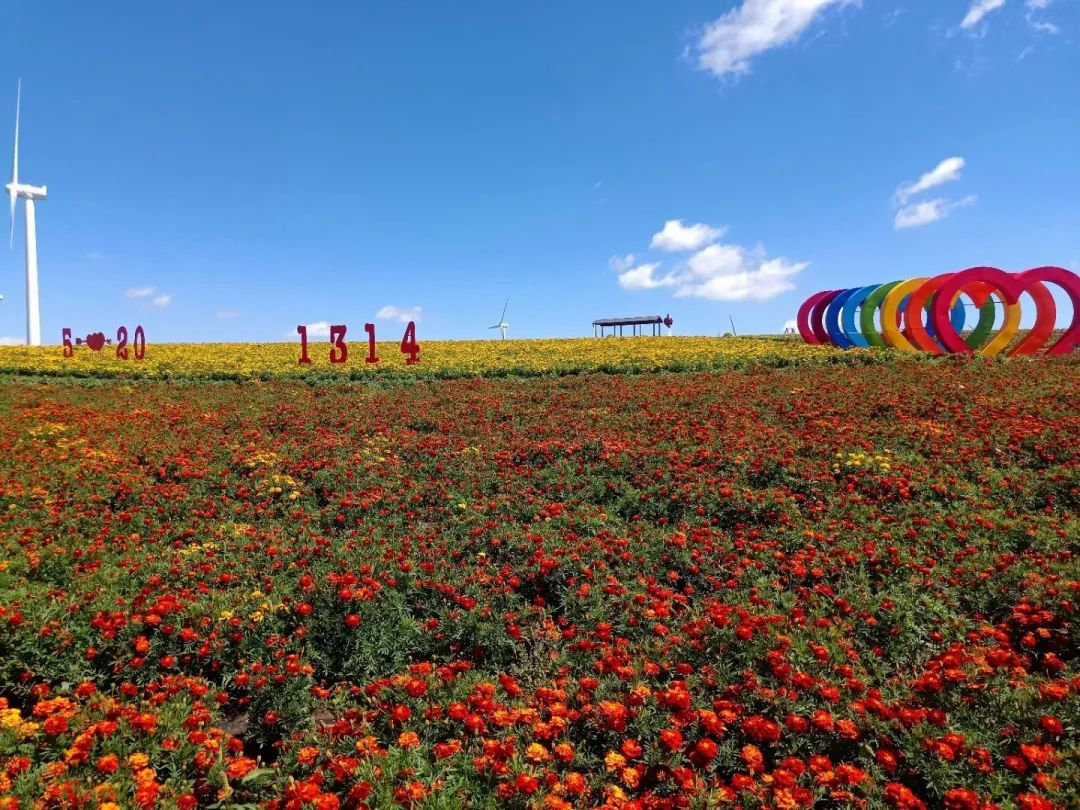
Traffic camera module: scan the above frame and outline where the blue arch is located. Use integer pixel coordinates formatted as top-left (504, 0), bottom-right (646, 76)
top-left (825, 288), bottom-right (858, 348)
top-left (840, 284), bottom-right (881, 348)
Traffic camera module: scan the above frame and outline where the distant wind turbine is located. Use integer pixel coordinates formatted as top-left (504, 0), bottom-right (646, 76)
top-left (489, 299), bottom-right (510, 339)
top-left (6, 79), bottom-right (47, 346)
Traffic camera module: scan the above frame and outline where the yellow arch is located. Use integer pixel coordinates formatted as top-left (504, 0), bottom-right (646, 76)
top-left (880, 278), bottom-right (927, 353)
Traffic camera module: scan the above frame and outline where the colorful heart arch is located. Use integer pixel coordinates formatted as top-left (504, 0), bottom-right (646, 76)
top-left (796, 266), bottom-right (1080, 356)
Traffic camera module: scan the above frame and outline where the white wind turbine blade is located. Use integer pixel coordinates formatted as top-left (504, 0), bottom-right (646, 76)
top-left (499, 298), bottom-right (509, 325)
top-left (9, 79), bottom-right (19, 250)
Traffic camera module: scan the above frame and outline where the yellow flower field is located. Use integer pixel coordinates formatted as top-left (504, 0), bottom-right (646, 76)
top-left (0, 336), bottom-right (858, 379)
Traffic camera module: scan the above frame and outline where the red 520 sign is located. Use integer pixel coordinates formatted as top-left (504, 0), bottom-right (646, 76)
top-left (296, 321), bottom-right (419, 366)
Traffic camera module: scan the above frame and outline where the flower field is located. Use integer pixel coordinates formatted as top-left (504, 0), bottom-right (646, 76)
top-left (0, 358), bottom-right (1078, 809)
top-left (0, 337), bottom-right (847, 381)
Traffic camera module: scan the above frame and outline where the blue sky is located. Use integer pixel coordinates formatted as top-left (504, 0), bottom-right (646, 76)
top-left (0, 0), bottom-right (1077, 343)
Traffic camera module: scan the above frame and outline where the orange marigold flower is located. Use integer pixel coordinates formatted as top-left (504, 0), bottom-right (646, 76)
top-left (741, 744), bottom-right (764, 774)
top-left (225, 756), bottom-right (258, 780)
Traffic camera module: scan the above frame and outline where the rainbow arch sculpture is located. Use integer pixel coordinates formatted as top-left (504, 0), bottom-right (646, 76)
top-left (796, 266), bottom-right (1080, 356)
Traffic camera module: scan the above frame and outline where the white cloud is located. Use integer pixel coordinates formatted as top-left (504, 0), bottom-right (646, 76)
top-left (151, 294), bottom-right (173, 308)
top-left (960, 0), bottom-right (1006, 30)
top-left (650, 220), bottom-right (725, 252)
top-left (300, 321), bottom-right (332, 338)
top-left (783, 319), bottom-right (798, 331)
top-left (1026, 0), bottom-right (1050, 8)
top-left (376, 305), bottom-right (422, 324)
top-left (217, 310), bottom-right (240, 319)
top-left (85, 251), bottom-right (105, 261)
top-left (677, 248), bottom-right (807, 301)
top-left (0, 336), bottom-right (24, 346)
top-left (1029, 18), bottom-right (1060, 33)
top-left (125, 286), bottom-right (155, 299)
top-left (883, 7), bottom-right (905, 27)
top-left (894, 195), bottom-right (978, 229)
top-left (615, 220), bottom-right (808, 301)
top-left (895, 157), bottom-right (965, 204)
top-left (617, 263), bottom-right (675, 291)
top-left (695, 0), bottom-right (859, 79)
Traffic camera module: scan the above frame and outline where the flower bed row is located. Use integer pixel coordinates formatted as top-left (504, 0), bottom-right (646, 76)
top-left (0, 359), bottom-right (1077, 808)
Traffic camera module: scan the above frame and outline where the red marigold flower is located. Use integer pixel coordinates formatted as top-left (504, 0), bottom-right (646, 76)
top-left (344, 614), bottom-right (360, 628)
top-left (1039, 715), bottom-right (1063, 736)
top-left (730, 773), bottom-right (755, 792)
top-left (1015, 795), bottom-right (1055, 810)
top-left (835, 719), bottom-right (860, 740)
top-left (835, 763), bottom-right (866, 785)
top-left (785, 714), bottom-right (809, 733)
top-left (659, 728), bottom-right (683, 751)
top-left (694, 737), bottom-right (718, 763)
top-left (942, 787), bottom-right (980, 810)
top-left (96, 754), bottom-right (119, 775)
top-left (514, 772), bottom-right (538, 795)
top-left (875, 748), bottom-right (900, 773)
top-left (742, 714), bottom-right (781, 743)
top-left (42, 716), bottom-right (68, 736)
top-left (563, 772), bottom-right (586, 794)
top-left (884, 782), bottom-right (927, 810)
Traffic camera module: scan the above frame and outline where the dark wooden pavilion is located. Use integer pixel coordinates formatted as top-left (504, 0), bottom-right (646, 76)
top-left (592, 315), bottom-right (671, 337)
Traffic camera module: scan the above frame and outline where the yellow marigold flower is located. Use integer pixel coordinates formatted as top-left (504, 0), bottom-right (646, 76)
top-left (0, 708), bottom-right (22, 728)
top-left (604, 750), bottom-right (627, 772)
top-left (525, 743), bottom-right (551, 763)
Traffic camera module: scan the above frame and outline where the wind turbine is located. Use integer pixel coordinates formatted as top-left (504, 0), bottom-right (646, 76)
top-left (6, 79), bottom-right (47, 346)
top-left (488, 298), bottom-right (509, 339)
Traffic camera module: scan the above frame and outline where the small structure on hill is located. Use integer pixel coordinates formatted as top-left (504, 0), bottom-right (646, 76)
top-left (593, 314), bottom-right (673, 337)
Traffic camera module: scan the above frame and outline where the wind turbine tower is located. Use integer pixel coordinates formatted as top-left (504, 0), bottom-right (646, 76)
top-left (6, 80), bottom-right (48, 346)
top-left (489, 299), bottom-right (510, 339)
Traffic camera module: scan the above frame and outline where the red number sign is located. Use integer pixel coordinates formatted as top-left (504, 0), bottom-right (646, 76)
top-left (62, 326), bottom-right (146, 360)
top-left (133, 325), bottom-right (146, 360)
top-left (297, 325), bottom-right (312, 365)
top-left (294, 321), bottom-right (419, 366)
top-left (329, 324), bottom-right (348, 364)
top-left (364, 323), bottom-right (379, 364)
top-left (400, 321), bottom-right (420, 364)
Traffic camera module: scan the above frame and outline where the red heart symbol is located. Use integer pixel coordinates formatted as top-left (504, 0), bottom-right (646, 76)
top-left (86, 332), bottom-right (106, 352)
top-left (931, 266), bottom-right (1080, 356)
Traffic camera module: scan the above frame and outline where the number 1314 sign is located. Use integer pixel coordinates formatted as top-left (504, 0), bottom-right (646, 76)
top-left (296, 321), bottom-right (419, 365)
